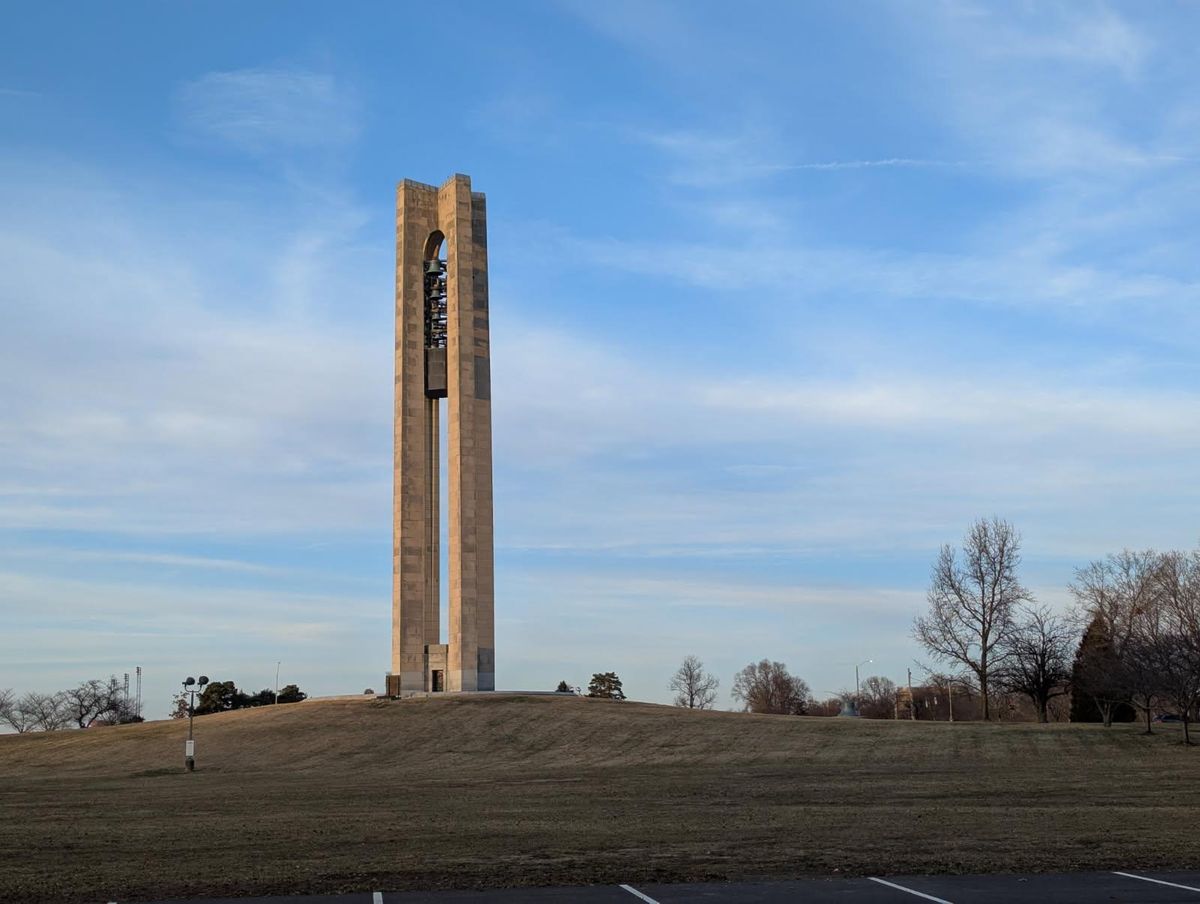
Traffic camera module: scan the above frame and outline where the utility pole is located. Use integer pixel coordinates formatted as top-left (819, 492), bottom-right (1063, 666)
top-left (855, 658), bottom-right (872, 716)
top-left (948, 677), bottom-right (955, 723)
top-left (275, 661), bottom-right (281, 704)
top-left (907, 668), bottom-right (915, 721)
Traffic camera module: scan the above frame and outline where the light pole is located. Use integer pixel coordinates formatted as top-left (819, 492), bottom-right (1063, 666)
top-left (855, 659), bottom-right (873, 716)
top-left (182, 675), bottom-right (209, 772)
top-left (274, 661), bottom-right (281, 705)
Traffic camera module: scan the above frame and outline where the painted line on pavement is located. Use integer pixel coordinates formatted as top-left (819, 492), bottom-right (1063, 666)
top-left (619, 884), bottom-right (661, 903)
top-left (869, 877), bottom-right (955, 903)
top-left (373, 892), bottom-right (383, 904)
top-left (1114, 872), bottom-right (1200, 894)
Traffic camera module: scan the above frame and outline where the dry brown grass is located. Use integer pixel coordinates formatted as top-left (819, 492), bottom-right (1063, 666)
top-left (1, 694), bottom-right (1197, 902)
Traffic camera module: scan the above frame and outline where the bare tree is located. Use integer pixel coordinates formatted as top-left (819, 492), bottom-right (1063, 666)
top-left (169, 690), bottom-right (190, 720)
top-left (996, 604), bottom-right (1073, 723)
top-left (63, 678), bottom-right (115, 729)
top-left (59, 676), bottom-right (139, 728)
top-left (914, 517), bottom-right (1029, 720)
top-left (1070, 550), bottom-right (1160, 727)
top-left (807, 696), bottom-right (843, 717)
top-left (1123, 596), bottom-right (1168, 735)
top-left (62, 680), bottom-right (103, 729)
top-left (670, 655), bottom-right (719, 709)
top-left (731, 660), bottom-right (811, 715)
top-left (0, 688), bottom-right (15, 730)
top-left (19, 692), bottom-right (70, 732)
top-left (1152, 549), bottom-right (1200, 745)
top-left (858, 676), bottom-right (897, 719)
top-left (1, 697), bottom-right (36, 733)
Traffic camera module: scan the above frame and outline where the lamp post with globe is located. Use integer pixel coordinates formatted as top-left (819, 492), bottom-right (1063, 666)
top-left (181, 675), bottom-right (209, 772)
top-left (854, 658), bottom-right (873, 716)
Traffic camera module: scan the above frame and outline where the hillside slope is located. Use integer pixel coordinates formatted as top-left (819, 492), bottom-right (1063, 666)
top-left (1, 695), bottom-right (1197, 902)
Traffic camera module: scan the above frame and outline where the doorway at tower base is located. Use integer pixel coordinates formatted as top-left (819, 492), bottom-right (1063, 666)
top-left (383, 644), bottom-right (494, 695)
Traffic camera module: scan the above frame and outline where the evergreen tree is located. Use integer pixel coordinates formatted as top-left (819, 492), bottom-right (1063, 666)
top-left (1069, 616), bottom-right (1134, 724)
top-left (586, 672), bottom-right (625, 700)
top-left (276, 684), bottom-right (307, 704)
top-left (194, 680), bottom-right (240, 715)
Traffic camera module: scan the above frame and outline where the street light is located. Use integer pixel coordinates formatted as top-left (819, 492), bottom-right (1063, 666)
top-left (855, 659), bottom-right (873, 716)
top-left (181, 675), bottom-right (209, 772)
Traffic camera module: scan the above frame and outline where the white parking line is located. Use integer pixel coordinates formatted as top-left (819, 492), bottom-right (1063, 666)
top-left (869, 877), bottom-right (955, 903)
top-left (1114, 872), bottom-right (1200, 893)
top-left (619, 884), bottom-right (661, 903)
top-left (372, 892), bottom-right (383, 904)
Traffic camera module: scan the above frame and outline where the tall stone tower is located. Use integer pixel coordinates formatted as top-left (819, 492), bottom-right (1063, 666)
top-left (388, 174), bottom-right (494, 695)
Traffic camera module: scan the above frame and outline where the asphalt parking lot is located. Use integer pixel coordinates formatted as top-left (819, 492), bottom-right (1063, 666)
top-left (148, 870), bottom-right (1200, 904)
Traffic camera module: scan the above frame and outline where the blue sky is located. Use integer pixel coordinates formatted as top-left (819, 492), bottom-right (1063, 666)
top-left (2, 2), bottom-right (1199, 716)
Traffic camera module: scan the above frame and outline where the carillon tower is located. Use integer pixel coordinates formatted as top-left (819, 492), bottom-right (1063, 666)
top-left (388, 174), bottom-right (494, 694)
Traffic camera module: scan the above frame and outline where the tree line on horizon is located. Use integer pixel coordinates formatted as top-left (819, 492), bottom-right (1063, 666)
top-left (666, 655), bottom-right (1040, 721)
top-left (652, 517), bottom-right (1199, 742)
top-left (0, 676), bottom-right (310, 733)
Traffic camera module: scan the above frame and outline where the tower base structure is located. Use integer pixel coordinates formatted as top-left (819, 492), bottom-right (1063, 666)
top-left (385, 644), bottom-right (448, 696)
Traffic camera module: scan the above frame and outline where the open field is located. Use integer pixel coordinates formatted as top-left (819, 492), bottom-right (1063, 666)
top-left (1, 695), bottom-right (1197, 903)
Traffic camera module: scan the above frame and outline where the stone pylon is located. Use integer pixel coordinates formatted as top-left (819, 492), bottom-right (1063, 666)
top-left (388, 174), bottom-right (494, 694)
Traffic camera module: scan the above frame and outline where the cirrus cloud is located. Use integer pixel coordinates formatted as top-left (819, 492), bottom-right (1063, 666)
top-left (175, 67), bottom-right (360, 156)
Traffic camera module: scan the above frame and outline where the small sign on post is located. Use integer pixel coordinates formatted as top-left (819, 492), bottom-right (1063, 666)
top-left (185, 740), bottom-right (195, 757)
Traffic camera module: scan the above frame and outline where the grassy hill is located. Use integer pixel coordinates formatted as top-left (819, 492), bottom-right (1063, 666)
top-left (2, 694), bottom-right (1197, 902)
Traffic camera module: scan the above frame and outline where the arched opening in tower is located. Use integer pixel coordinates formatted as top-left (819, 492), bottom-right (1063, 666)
top-left (423, 231), bottom-right (448, 398)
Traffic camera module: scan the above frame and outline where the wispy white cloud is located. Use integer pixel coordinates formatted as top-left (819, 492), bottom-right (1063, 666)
top-left (635, 127), bottom-right (970, 183)
top-left (488, 312), bottom-right (1200, 571)
top-left (0, 566), bottom-right (374, 650)
top-left (496, 319), bottom-right (1200, 453)
top-left (776, 158), bottom-right (967, 171)
top-left (892, 4), bottom-right (1179, 178)
top-left (958, 2), bottom-right (1150, 77)
top-left (702, 378), bottom-right (1200, 442)
top-left (0, 547), bottom-right (284, 575)
top-left (512, 571), bottom-right (926, 615)
top-left (634, 127), bottom-right (787, 187)
top-left (563, 232), bottom-right (1200, 323)
top-left (175, 67), bottom-right (360, 155)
